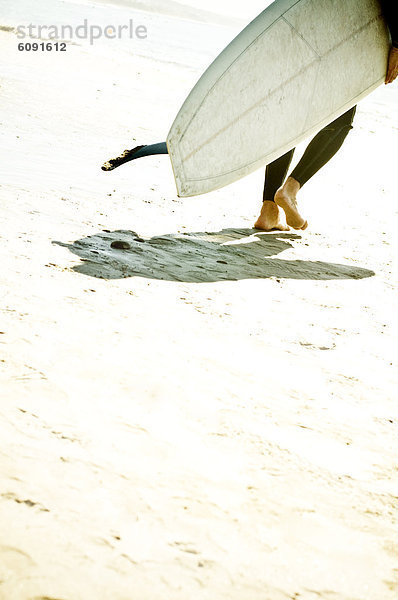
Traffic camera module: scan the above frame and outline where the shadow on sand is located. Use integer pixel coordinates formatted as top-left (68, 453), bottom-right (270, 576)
top-left (54, 228), bottom-right (375, 283)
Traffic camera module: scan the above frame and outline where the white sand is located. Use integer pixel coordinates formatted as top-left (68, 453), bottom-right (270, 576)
top-left (0, 1), bottom-right (397, 599)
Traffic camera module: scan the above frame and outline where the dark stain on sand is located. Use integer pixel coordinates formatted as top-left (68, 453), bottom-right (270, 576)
top-left (53, 228), bottom-right (375, 283)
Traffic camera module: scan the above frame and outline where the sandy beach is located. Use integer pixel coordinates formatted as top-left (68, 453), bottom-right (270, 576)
top-left (0, 1), bottom-right (397, 598)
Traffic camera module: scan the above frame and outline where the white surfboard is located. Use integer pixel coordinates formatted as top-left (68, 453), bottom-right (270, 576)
top-left (166, 0), bottom-right (390, 197)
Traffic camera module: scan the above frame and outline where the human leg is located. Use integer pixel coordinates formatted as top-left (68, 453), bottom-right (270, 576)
top-left (263, 150), bottom-right (295, 201)
top-left (276, 106), bottom-right (357, 229)
top-left (254, 149), bottom-right (294, 230)
top-left (290, 106), bottom-right (357, 186)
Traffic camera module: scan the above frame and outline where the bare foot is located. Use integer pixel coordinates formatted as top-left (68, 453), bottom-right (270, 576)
top-left (254, 200), bottom-right (290, 231)
top-left (274, 177), bottom-right (308, 230)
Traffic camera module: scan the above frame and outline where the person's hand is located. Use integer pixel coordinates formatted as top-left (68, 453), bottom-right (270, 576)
top-left (385, 46), bottom-right (398, 84)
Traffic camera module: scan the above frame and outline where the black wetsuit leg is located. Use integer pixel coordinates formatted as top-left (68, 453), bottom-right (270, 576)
top-left (290, 106), bottom-right (357, 187)
top-left (263, 106), bottom-right (356, 200)
top-left (263, 149), bottom-right (295, 201)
